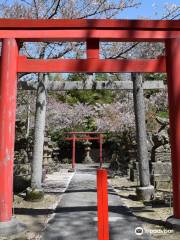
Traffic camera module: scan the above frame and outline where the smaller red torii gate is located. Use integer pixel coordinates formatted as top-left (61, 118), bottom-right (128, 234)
top-left (64, 132), bottom-right (104, 169)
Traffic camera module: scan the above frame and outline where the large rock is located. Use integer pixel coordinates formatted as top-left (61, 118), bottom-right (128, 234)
top-left (152, 161), bottom-right (172, 189)
top-left (128, 117), bottom-right (172, 191)
top-left (151, 117), bottom-right (172, 190)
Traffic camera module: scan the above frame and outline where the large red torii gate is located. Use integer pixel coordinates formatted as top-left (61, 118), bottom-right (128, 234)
top-left (0, 19), bottom-right (180, 231)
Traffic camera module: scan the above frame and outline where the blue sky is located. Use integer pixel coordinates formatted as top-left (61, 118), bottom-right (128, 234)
top-left (119, 0), bottom-right (179, 19)
top-left (4, 0), bottom-right (180, 19)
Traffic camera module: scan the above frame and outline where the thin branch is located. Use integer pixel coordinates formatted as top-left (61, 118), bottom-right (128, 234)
top-left (23, 47), bottom-right (34, 58)
top-left (43, 0), bottom-right (57, 18)
top-left (33, 0), bottom-right (39, 19)
top-left (106, 6), bottom-right (180, 59)
top-left (77, 2), bottom-right (140, 19)
top-left (162, 6), bottom-right (180, 20)
top-left (171, 13), bottom-right (180, 20)
top-left (110, 43), bottom-right (139, 59)
top-left (20, 0), bottom-right (32, 6)
top-left (48, 0), bottom-right (61, 19)
top-left (47, 42), bottom-right (84, 59)
top-left (78, 0), bottom-right (106, 19)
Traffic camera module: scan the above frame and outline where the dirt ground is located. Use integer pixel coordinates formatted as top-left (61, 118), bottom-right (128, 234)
top-left (0, 168), bottom-right (74, 240)
top-left (109, 176), bottom-right (180, 240)
top-left (0, 193), bottom-right (58, 240)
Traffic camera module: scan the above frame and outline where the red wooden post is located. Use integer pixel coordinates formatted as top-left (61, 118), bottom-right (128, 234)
top-left (72, 134), bottom-right (76, 169)
top-left (166, 38), bottom-right (180, 219)
top-left (0, 39), bottom-right (18, 222)
top-left (97, 169), bottom-right (109, 240)
top-left (99, 134), bottom-right (103, 168)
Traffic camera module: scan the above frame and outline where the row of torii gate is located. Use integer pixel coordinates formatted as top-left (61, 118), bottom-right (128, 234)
top-left (0, 19), bottom-right (180, 234)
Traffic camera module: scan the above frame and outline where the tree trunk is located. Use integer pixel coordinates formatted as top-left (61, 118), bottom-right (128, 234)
top-left (31, 74), bottom-right (47, 189)
top-left (132, 73), bottom-right (150, 187)
top-left (26, 102), bottom-right (31, 139)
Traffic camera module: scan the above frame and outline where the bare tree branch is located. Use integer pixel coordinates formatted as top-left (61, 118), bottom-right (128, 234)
top-left (33, 0), bottom-right (39, 19)
top-left (47, 0), bottom-right (61, 19)
top-left (20, 0), bottom-right (32, 6)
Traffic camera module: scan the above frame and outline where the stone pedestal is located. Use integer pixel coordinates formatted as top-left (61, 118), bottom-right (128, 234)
top-left (136, 185), bottom-right (154, 201)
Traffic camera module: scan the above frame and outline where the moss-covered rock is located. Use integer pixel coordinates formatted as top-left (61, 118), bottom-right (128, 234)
top-left (25, 187), bottom-right (44, 202)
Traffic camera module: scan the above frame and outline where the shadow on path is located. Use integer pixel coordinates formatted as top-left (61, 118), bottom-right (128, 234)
top-left (39, 166), bottom-right (151, 240)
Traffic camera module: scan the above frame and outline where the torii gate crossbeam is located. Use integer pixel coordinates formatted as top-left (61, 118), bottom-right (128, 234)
top-left (0, 19), bottom-right (180, 231)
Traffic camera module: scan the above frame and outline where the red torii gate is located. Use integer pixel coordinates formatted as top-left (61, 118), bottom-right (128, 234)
top-left (0, 19), bottom-right (180, 232)
top-left (64, 132), bottom-right (104, 169)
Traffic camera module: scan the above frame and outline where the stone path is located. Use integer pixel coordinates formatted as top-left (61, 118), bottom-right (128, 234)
top-left (42, 165), bottom-right (150, 240)
top-left (43, 169), bottom-right (74, 194)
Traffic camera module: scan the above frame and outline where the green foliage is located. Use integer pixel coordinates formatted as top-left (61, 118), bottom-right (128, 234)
top-left (50, 90), bottom-right (116, 105)
top-left (49, 128), bottom-right (70, 143)
top-left (67, 73), bottom-right (87, 81)
top-left (157, 111), bottom-right (169, 118)
top-left (66, 89), bottom-right (115, 105)
top-left (49, 73), bottom-right (116, 105)
top-left (144, 73), bottom-right (167, 80)
top-left (49, 92), bottom-right (67, 102)
top-left (67, 73), bottom-right (116, 104)
top-left (82, 116), bottom-right (97, 132)
top-left (144, 73), bottom-right (167, 98)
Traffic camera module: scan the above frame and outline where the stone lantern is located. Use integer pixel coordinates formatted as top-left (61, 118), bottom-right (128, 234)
top-left (83, 140), bottom-right (93, 163)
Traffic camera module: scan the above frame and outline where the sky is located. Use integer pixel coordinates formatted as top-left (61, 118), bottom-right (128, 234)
top-left (119, 0), bottom-right (179, 19)
top-left (3, 0), bottom-right (180, 19)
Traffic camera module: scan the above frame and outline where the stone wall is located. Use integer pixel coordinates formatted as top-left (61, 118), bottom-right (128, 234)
top-left (14, 120), bottom-right (60, 192)
top-left (151, 117), bottom-right (172, 190)
top-left (128, 117), bottom-right (172, 191)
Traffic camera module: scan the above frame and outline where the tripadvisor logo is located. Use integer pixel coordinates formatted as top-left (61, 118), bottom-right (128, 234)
top-left (135, 226), bottom-right (144, 236)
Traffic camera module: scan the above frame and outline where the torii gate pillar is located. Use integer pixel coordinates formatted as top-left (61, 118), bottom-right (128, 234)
top-left (0, 39), bottom-right (24, 234)
top-left (166, 38), bottom-right (180, 228)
